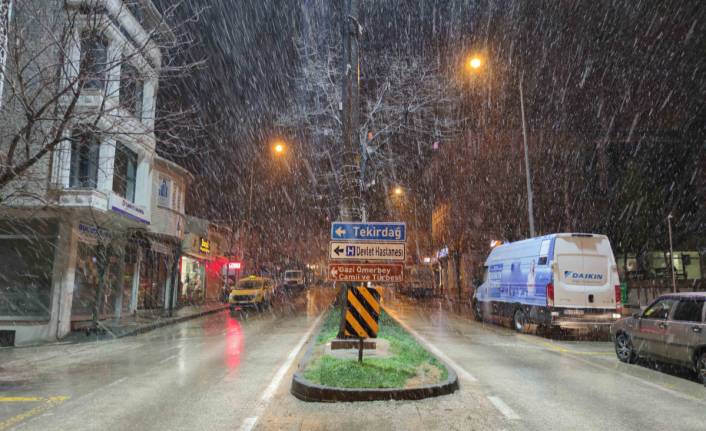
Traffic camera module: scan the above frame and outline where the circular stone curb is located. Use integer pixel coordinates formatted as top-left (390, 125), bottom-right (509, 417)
top-left (289, 311), bottom-right (459, 402)
top-left (291, 367), bottom-right (459, 402)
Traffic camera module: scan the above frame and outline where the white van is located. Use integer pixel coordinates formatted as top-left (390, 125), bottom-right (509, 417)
top-left (284, 269), bottom-right (305, 288)
top-left (473, 233), bottom-right (623, 332)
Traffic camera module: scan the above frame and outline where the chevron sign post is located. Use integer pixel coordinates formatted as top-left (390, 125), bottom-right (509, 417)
top-left (329, 221), bottom-right (406, 362)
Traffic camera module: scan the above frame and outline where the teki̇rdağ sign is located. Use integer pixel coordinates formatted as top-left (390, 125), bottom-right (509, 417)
top-left (331, 222), bottom-right (405, 242)
top-left (328, 263), bottom-right (404, 283)
top-left (329, 241), bottom-right (405, 261)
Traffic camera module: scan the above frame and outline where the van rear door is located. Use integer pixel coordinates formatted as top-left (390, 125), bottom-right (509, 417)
top-left (554, 235), bottom-right (617, 310)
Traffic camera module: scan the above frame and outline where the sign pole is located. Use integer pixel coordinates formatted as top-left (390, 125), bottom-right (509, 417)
top-left (358, 337), bottom-right (363, 363)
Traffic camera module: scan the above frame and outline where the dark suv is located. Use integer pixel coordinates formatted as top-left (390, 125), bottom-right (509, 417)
top-left (611, 292), bottom-right (706, 384)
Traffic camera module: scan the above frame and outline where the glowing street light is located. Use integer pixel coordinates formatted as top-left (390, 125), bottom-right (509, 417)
top-left (394, 186), bottom-right (403, 196)
top-left (273, 141), bottom-right (285, 154)
top-left (468, 56), bottom-right (482, 70)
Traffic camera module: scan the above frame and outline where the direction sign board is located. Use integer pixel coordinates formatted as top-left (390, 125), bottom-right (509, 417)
top-left (331, 222), bottom-right (406, 242)
top-left (328, 263), bottom-right (404, 283)
top-left (329, 241), bottom-right (405, 261)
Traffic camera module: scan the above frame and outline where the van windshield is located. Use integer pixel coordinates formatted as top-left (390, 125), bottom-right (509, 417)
top-left (285, 271), bottom-right (303, 278)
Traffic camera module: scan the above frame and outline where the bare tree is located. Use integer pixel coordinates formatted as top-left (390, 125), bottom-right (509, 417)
top-left (0, 0), bottom-right (199, 202)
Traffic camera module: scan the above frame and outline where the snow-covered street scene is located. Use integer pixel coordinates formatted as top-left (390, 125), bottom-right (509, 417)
top-left (1, 1), bottom-right (705, 430)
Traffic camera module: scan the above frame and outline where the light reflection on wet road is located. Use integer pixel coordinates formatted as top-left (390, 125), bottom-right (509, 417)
top-left (1, 287), bottom-right (705, 431)
top-left (0, 287), bottom-right (336, 431)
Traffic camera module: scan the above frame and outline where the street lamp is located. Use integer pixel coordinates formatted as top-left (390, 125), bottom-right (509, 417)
top-left (465, 55), bottom-right (536, 237)
top-left (394, 186), bottom-right (403, 196)
top-left (467, 56), bottom-right (482, 70)
top-left (273, 141), bottom-right (285, 155)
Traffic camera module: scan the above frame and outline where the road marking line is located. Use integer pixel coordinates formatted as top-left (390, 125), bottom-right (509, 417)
top-left (0, 396), bottom-right (69, 431)
top-left (520, 335), bottom-right (611, 356)
top-left (105, 377), bottom-right (128, 388)
top-left (385, 307), bottom-right (478, 382)
top-left (238, 313), bottom-right (324, 431)
top-left (158, 354), bottom-right (178, 364)
top-left (0, 397), bottom-right (44, 402)
top-left (487, 396), bottom-right (521, 420)
top-left (240, 416), bottom-right (258, 431)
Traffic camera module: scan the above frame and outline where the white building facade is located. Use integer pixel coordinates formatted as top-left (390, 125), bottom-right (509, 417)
top-left (0, 0), bottom-right (173, 346)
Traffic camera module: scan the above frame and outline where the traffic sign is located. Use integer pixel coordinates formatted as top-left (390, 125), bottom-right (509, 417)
top-left (329, 241), bottom-right (405, 261)
top-left (331, 222), bottom-right (406, 242)
top-left (328, 263), bottom-right (404, 283)
top-left (343, 286), bottom-right (381, 339)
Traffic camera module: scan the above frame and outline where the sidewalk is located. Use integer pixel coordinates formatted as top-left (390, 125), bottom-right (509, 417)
top-left (63, 302), bottom-right (229, 343)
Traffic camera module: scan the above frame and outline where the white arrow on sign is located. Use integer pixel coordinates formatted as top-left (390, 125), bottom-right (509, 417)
top-left (334, 226), bottom-right (346, 237)
top-left (330, 267), bottom-right (339, 278)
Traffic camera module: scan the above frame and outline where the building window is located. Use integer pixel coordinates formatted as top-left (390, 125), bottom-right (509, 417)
top-left (157, 175), bottom-right (171, 208)
top-left (113, 142), bottom-right (137, 202)
top-left (69, 130), bottom-right (100, 188)
top-left (120, 62), bottom-right (143, 118)
top-left (80, 31), bottom-right (109, 90)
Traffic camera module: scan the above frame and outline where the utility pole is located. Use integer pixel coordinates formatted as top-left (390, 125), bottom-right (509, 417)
top-left (340, 0), bottom-right (360, 222)
top-left (338, 0), bottom-right (360, 338)
top-left (519, 75), bottom-right (535, 237)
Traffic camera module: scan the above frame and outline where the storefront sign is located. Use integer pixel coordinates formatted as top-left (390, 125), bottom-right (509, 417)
top-left (109, 193), bottom-right (149, 224)
top-left (199, 238), bottom-right (210, 253)
top-left (77, 223), bottom-right (111, 243)
top-left (151, 240), bottom-right (171, 255)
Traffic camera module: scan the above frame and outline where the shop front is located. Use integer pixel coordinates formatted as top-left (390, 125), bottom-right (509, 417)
top-left (180, 254), bottom-right (207, 304)
top-left (0, 218), bottom-right (59, 346)
top-left (70, 223), bottom-right (137, 322)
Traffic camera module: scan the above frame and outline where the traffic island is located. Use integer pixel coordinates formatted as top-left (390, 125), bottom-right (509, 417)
top-left (291, 307), bottom-right (459, 402)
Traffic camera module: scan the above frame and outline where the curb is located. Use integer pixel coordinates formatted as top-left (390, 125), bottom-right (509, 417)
top-left (115, 305), bottom-right (229, 338)
top-left (290, 312), bottom-right (459, 402)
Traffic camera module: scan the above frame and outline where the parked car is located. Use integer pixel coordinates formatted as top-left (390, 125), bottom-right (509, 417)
top-left (228, 275), bottom-right (276, 311)
top-left (611, 292), bottom-right (706, 384)
top-left (283, 269), bottom-right (305, 288)
top-left (473, 233), bottom-right (622, 332)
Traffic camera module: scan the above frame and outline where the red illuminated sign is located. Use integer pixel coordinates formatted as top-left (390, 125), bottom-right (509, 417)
top-left (228, 262), bottom-right (242, 270)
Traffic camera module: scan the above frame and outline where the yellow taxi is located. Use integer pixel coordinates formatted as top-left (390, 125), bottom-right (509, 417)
top-left (228, 275), bottom-right (276, 311)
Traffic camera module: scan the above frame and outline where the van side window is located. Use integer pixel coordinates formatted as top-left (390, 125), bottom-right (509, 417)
top-left (538, 239), bottom-right (550, 265)
top-left (672, 299), bottom-right (704, 323)
top-left (642, 298), bottom-right (677, 320)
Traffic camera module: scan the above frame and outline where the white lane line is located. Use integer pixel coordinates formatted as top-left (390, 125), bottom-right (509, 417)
top-left (487, 396), bottom-right (521, 420)
top-left (385, 308), bottom-right (478, 382)
top-left (105, 377), bottom-right (128, 388)
top-left (240, 416), bottom-right (258, 431)
top-left (158, 354), bottom-right (177, 364)
top-left (238, 313), bottom-right (324, 431)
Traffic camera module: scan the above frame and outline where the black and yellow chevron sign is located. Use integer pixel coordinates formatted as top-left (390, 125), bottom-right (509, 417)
top-left (343, 286), bottom-right (381, 338)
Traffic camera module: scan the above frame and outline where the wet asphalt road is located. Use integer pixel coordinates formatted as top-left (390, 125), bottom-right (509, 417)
top-left (1, 287), bottom-right (705, 431)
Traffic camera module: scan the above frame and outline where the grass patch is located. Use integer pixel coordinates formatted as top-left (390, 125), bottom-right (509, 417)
top-left (303, 308), bottom-right (449, 388)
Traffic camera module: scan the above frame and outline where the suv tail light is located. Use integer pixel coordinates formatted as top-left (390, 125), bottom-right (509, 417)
top-left (547, 282), bottom-right (554, 307)
top-left (614, 284), bottom-right (623, 313)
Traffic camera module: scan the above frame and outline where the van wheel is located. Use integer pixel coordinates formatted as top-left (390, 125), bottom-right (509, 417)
top-left (615, 332), bottom-right (637, 364)
top-left (513, 309), bottom-right (528, 333)
top-left (473, 301), bottom-right (483, 322)
top-left (696, 352), bottom-right (706, 385)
